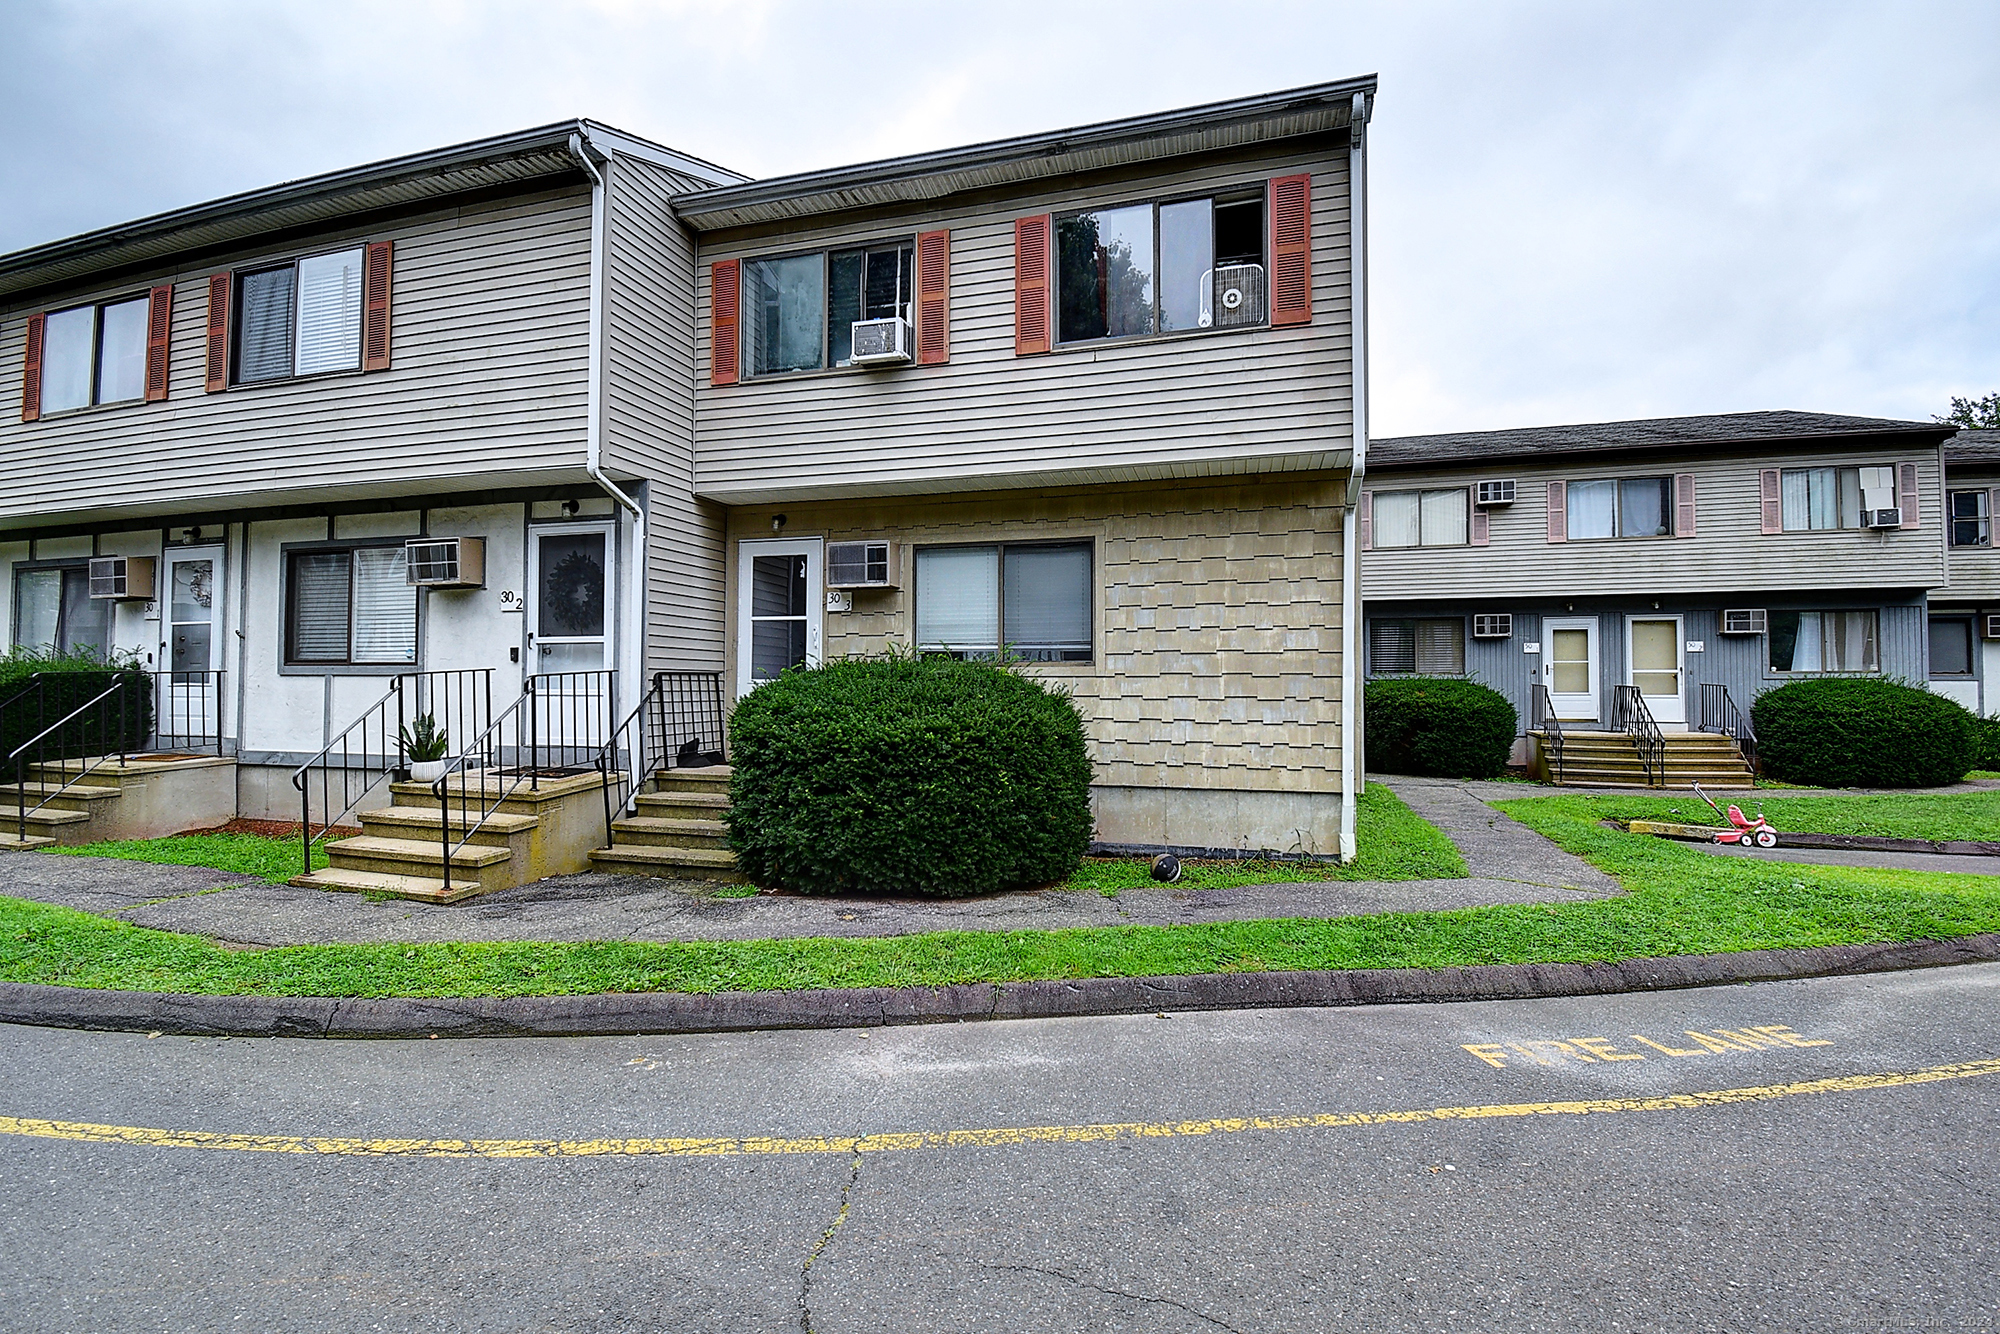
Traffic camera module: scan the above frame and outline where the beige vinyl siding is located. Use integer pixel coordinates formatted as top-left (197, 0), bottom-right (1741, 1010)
top-left (601, 154), bottom-right (727, 672)
top-left (692, 141), bottom-right (1353, 502)
top-left (1362, 451), bottom-right (1947, 600)
top-left (0, 185), bottom-right (593, 526)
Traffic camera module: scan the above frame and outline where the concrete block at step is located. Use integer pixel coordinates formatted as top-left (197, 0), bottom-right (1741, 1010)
top-left (588, 843), bottom-right (746, 883)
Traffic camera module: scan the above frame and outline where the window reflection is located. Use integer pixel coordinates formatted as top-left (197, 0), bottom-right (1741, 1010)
top-left (1056, 205), bottom-right (1154, 343)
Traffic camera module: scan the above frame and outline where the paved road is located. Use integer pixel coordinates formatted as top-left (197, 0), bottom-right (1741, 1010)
top-left (1, 966), bottom-right (1995, 1332)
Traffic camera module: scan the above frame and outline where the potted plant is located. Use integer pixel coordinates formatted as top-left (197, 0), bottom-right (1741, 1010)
top-left (399, 714), bottom-right (451, 783)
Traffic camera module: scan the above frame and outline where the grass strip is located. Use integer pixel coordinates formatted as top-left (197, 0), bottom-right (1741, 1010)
top-left (1564, 790), bottom-right (2000, 843)
top-left (43, 832), bottom-right (327, 884)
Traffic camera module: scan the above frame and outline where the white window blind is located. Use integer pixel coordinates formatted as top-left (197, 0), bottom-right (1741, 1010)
top-left (290, 552), bottom-right (350, 662)
top-left (1002, 544), bottom-right (1091, 661)
top-left (1420, 489), bottom-right (1468, 546)
top-left (1566, 480), bottom-right (1617, 539)
top-left (914, 547), bottom-right (1000, 654)
top-left (97, 297), bottom-right (150, 403)
top-left (40, 306), bottom-right (94, 413)
top-left (1372, 492), bottom-right (1420, 548)
top-left (295, 249), bottom-right (364, 375)
top-left (351, 547), bottom-right (416, 663)
top-left (1415, 620), bottom-right (1465, 674)
top-left (1371, 619), bottom-right (1463, 675)
top-left (237, 267), bottom-right (296, 383)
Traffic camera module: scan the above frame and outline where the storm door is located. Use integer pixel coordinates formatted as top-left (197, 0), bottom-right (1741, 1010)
top-left (527, 524), bottom-right (613, 761)
top-left (1626, 615), bottom-right (1686, 726)
top-left (1541, 617), bottom-right (1599, 721)
top-left (162, 548), bottom-right (223, 746)
top-left (735, 538), bottom-right (822, 698)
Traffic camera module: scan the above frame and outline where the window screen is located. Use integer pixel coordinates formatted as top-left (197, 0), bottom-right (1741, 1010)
top-left (351, 547), bottom-right (416, 663)
top-left (39, 307), bottom-right (95, 413)
top-left (914, 547), bottom-right (1000, 657)
top-left (1371, 619), bottom-right (1464, 675)
top-left (98, 297), bottom-right (150, 404)
top-left (295, 249), bottom-right (364, 376)
top-left (1930, 618), bottom-right (1973, 676)
top-left (1950, 490), bottom-right (1991, 548)
top-left (288, 551), bottom-right (350, 662)
top-left (237, 267), bottom-right (297, 384)
top-left (744, 254), bottom-right (825, 375)
top-left (1002, 544), bottom-right (1092, 662)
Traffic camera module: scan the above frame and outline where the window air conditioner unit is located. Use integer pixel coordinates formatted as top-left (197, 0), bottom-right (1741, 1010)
top-left (1722, 608), bottom-right (1767, 635)
top-left (1475, 480), bottom-right (1516, 507)
top-left (1207, 263), bottom-right (1266, 329)
top-left (1985, 613), bottom-right (2000, 641)
top-left (1472, 613), bottom-right (1512, 639)
top-left (850, 317), bottom-right (913, 366)
top-left (826, 540), bottom-right (898, 589)
top-left (1863, 508), bottom-right (1903, 529)
top-left (87, 555), bottom-right (155, 601)
top-left (405, 537), bottom-right (486, 589)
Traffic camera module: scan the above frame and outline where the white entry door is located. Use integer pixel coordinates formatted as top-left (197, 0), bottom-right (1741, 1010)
top-left (736, 538), bottom-right (822, 698)
top-left (1541, 617), bottom-right (1599, 721)
top-left (528, 523), bottom-right (614, 754)
top-left (1626, 615), bottom-right (1686, 726)
top-left (161, 547), bottom-right (224, 742)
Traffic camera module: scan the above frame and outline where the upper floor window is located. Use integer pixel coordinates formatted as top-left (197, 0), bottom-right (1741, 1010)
top-left (1055, 193), bottom-right (1266, 344)
top-left (1769, 609), bottom-right (1878, 674)
top-left (1372, 489), bottom-right (1467, 548)
top-left (743, 241), bottom-right (913, 377)
top-left (1567, 477), bottom-right (1669, 540)
top-left (1370, 618), bottom-right (1465, 675)
top-left (1780, 466), bottom-right (1863, 531)
top-left (234, 248), bottom-right (365, 384)
top-left (284, 543), bottom-right (416, 667)
top-left (913, 541), bottom-right (1092, 663)
top-left (1949, 489), bottom-right (1991, 547)
top-left (38, 296), bottom-right (151, 413)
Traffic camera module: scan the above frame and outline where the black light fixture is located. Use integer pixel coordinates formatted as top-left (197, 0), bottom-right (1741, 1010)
top-left (561, 498), bottom-right (580, 516)
top-left (771, 513), bottom-right (788, 533)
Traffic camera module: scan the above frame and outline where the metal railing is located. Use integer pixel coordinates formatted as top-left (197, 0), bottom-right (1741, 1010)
top-left (1697, 682), bottom-right (1758, 772)
top-left (593, 671), bottom-right (728, 839)
top-left (1529, 684), bottom-right (1565, 784)
top-left (290, 669), bottom-right (494, 874)
top-left (148, 669), bottom-right (226, 754)
top-left (1610, 683), bottom-right (1666, 787)
top-left (10, 675), bottom-right (137, 839)
top-left (433, 670), bottom-right (614, 895)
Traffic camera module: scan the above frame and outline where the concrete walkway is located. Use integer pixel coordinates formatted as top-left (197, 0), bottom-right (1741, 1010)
top-left (0, 779), bottom-right (1619, 947)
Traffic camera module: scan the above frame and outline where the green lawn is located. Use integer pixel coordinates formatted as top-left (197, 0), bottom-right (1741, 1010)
top-left (45, 832), bottom-right (327, 884)
top-left (1544, 790), bottom-right (2000, 843)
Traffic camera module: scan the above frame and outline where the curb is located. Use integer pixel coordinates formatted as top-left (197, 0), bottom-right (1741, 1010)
top-left (3, 934), bottom-right (1996, 1039)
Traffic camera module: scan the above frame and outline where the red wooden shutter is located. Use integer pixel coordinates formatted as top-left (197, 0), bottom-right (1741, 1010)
top-left (1673, 472), bottom-right (1696, 537)
top-left (710, 259), bottom-right (740, 386)
top-left (1758, 469), bottom-right (1782, 534)
top-left (19, 313), bottom-right (44, 422)
top-left (1546, 481), bottom-right (1566, 542)
top-left (144, 285), bottom-right (174, 402)
top-left (362, 241), bottom-right (393, 372)
top-left (203, 273), bottom-right (231, 393)
top-left (915, 229), bottom-right (949, 366)
top-left (1897, 462), bottom-right (1920, 529)
top-left (1470, 507), bottom-right (1490, 546)
top-left (1268, 173), bottom-right (1312, 327)
top-left (1013, 215), bottom-right (1051, 355)
top-left (1358, 490), bottom-right (1372, 550)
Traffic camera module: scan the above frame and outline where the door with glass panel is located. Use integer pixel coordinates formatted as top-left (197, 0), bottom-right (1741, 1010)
top-left (527, 524), bottom-right (613, 755)
top-left (1625, 616), bottom-right (1685, 725)
top-left (1540, 617), bottom-right (1599, 721)
top-left (162, 548), bottom-right (223, 746)
top-left (736, 538), bottom-right (822, 698)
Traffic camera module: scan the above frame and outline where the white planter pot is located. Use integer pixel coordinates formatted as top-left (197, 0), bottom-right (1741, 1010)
top-left (407, 760), bottom-right (450, 784)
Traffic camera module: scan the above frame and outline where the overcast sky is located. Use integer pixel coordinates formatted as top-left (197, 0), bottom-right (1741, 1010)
top-left (4, 0), bottom-right (1994, 437)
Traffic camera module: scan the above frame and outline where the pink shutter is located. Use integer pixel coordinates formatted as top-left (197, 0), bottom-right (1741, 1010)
top-left (915, 229), bottom-right (949, 366)
top-left (203, 273), bottom-right (231, 393)
top-left (1013, 216), bottom-right (1051, 355)
top-left (1992, 488), bottom-right (2000, 542)
top-left (1545, 481), bottom-right (1566, 542)
top-left (709, 259), bottom-right (740, 386)
top-left (1674, 472), bottom-right (1696, 537)
top-left (1470, 507), bottom-right (1490, 546)
top-left (362, 241), bottom-right (393, 372)
top-left (1268, 173), bottom-right (1312, 327)
top-left (1898, 462), bottom-right (1920, 529)
top-left (1358, 490), bottom-right (1372, 550)
top-left (1759, 469), bottom-right (1782, 534)
top-left (19, 312), bottom-right (44, 422)
top-left (144, 285), bottom-right (173, 402)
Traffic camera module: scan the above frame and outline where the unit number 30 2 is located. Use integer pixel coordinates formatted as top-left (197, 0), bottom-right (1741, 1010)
top-left (498, 590), bottom-right (524, 612)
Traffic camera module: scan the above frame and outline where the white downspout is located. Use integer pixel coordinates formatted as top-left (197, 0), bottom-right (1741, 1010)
top-left (570, 129), bottom-right (646, 731)
top-left (1339, 90), bottom-right (1371, 864)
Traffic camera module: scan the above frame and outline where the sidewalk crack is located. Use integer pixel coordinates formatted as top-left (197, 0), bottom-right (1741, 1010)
top-left (799, 1149), bottom-right (863, 1333)
top-left (980, 1262), bottom-right (1245, 1332)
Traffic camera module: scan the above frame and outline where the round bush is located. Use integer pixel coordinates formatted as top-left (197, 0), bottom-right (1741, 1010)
top-left (725, 656), bottom-right (1093, 897)
top-left (1750, 677), bottom-right (1978, 788)
top-left (1364, 677), bottom-right (1517, 779)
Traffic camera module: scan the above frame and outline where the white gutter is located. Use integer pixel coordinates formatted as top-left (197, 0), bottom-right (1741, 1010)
top-left (569, 129), bottom-right (647, 728)
top-left (1338, 90), bottom-right (1371, 864)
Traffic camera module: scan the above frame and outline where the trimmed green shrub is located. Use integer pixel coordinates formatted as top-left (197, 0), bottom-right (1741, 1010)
top-left (1973, 713), bottom-right (2000, 773)
top-left (725, 655), bottom-right (1093, 896)
top-left (1364, 677), bottom-right (1518, 780)
top-left (0, 648), bottom-right (153, 765)
top-left (1751, 677), bottom-right (1978, 788)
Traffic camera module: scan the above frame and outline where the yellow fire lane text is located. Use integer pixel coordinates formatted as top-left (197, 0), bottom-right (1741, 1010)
top-left (1463, 1024), bottom-right (1834, 1069)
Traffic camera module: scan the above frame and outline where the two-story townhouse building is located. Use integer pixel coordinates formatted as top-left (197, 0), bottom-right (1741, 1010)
top-left (1934, 429), bottom-right (2000, 713)
top-left (1360, 411), bottom-right (1963, 774)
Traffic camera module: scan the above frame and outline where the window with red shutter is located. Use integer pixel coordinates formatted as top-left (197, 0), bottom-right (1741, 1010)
top-left (1268, 173), bottom-right (1312, 326)
top-left (19, 313), bottom-right (44, 422)
top-left (710, 259), bottom-right (740, 386)
top-left (1014, 216), bottom-right (1050, 355)
top-left (915, 230), bottom-right (949, 366)
top-left (144, 286), bottom-right (173, 402)
top-left (362, 241), bottom-right (393, 372)
top-left (204, 273), bottom-right (231, 393)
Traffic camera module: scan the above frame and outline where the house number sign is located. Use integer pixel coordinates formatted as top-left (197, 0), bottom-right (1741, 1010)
top-left (498, 589), bottom-right (524, 613)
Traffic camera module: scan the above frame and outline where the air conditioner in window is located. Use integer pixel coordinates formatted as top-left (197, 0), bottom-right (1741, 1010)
top-left (87, 556), bottom-right (155, 601)
top-left (1475, 480), bottom-right (1516, 507)
top-left (850, 317), bottom-right (913, 366)
top-left (1863, 508), bottom-right (1904, 529)
top-left (1472, 613), bottom-right (1512, 639)
top-left (404, 537), bottom-right (486, 589)
top-left (826, 540), bottom-right (898, 589)
top-left (1721, 608), bottom-right (1767, 635)
top-left (1984, 613), bottom-right (2000, 641)
top-left (1207, 263), bottom-right (1266, 329)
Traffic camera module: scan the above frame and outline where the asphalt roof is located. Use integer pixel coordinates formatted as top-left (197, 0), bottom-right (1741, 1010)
top-left (1369, 411), bottom-right (1954, 470)
top-left (1945, 429), bottom-right (2000, 465)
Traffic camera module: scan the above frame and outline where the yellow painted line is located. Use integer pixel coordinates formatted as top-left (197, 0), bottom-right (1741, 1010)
top-left (3, 1057), bottom-right (1994, 1161)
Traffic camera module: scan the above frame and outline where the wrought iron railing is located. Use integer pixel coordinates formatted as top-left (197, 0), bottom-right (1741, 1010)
top-left (1530, 684), bottom-right (1565, 784)
top-left (290, 669), bottom-right (494, 874)
top-left (1610, 683), bottom-right (1666, 787)
top-left (433, 670), bottom-right (614, 895)
top-left (1697, 682), bottom-right (1758, 772)
top-left (149, 669), bottom-right (226, 754)
top-left (593, 671), bottom-right (728, 839)
top-left (10, 675), bottom-right (137, 839)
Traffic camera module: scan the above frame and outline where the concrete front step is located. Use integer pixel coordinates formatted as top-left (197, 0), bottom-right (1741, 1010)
top-left (589, 843), bottom-right (746, 883)
top-left (357, 806), bottom-right (539, 847)
top-left (634, 790), bottom-right (730, 816)
top-left (290, 865), bottom-right (479, 905)
top-left (0, 831), bottom-right (58, 850)
top-left (608, 815), bottom-right (729, 850)
top-left (650, 765), bottom-right (732, 794)
top-left (387, 769), bottom-right (607, 810)
top-left (324, 834), bottom-right (515, 894)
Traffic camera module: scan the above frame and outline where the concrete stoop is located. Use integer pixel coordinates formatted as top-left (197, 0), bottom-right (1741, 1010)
top-left (1530, 730), bottom-right (1756, 788)
top-left (291, 769), bottom-right (611, 905)
top-left (0, 755), bottom-right (236, 848)
top-left (589, 765), bottom-right (745, 883)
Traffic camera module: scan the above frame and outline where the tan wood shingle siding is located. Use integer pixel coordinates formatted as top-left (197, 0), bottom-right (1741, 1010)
top-left (691, 141), bottom-right (1353, 499)
top-left (1362, 451), bottom-right (1947, 600)
top-left (0, 185), bottom-right (593, 523)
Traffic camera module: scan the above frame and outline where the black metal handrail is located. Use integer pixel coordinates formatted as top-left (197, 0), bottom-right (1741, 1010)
top-left (1530, 683), bottom-right (1565, 784)
top-left (10, 677), bottom-right (132, 839)
top-left (593, 670), bottom-right (728, 841)
top-left (1697, 682), bottom-right (1758, 772)
top-left (148, 669), bottom-right (226, 755)
top-left (1610, 684), bottom-right (1666, 787)
top-left (433, 670), bottom-right (613, 895)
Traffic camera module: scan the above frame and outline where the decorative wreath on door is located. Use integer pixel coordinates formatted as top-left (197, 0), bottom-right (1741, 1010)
top-left (542, 550), bottom-right (604, 634)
